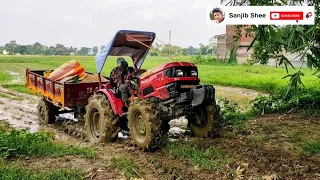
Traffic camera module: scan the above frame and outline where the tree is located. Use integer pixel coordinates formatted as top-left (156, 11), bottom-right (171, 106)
top-left (161, 44), bottom-right (183, 56)
top-left (92, 46), bottom-right (99, 54)
top-left (78, 47), bottom-right (90, 55)
top-left (0, 46), bottom-right (4, 54)
top-left (45, 46), bottom-right (56, 55)
top-left (5, 40), bottom-right (18, 55)
top-left (221, 0), bottom-right (319, 95)
top-left (17, 45), bottom-right (28, 54)
top-left (100, 45), bottom-right (105, 52)
top-left (32, 42), bottom-right (46, 54)
top-left (55, 44), bottom-right (69, 55)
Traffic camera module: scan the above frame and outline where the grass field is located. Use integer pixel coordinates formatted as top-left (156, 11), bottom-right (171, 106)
top-left (0, 55), bottom-right (319, 94)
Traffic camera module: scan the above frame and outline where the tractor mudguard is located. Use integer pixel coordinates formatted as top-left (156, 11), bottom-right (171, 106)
top-left (96, 89), bottom-right (124, 115)
top-left (191, 85), bottom-right (215, 107)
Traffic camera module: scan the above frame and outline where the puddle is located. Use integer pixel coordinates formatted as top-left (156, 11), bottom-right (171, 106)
top-left (7, 71), bottom-right (22, 84)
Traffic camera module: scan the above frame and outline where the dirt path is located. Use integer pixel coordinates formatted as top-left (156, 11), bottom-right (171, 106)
top-left (0, 86), bottom-right (319, 179)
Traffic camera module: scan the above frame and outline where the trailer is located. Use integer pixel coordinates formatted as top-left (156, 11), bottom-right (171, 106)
top-left (25, 69), bottom-right (108, 123)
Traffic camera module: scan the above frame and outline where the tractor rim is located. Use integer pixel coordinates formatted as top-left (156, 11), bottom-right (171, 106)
top-left (90, 109), bottom-right (100, 139)
top-left (134, 111), bottom-right (146, 141)
top-left (194, 108), bottom-right (208, 128)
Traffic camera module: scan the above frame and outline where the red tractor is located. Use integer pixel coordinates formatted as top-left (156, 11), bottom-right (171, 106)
top-left (84, 30), bottom-right (220, 150)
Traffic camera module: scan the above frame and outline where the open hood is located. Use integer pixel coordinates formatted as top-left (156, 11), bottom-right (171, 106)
top-left (95, 30), bottom-right (156, 73)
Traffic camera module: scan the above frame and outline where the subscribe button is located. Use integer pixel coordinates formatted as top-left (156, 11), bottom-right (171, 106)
top-left (270, 11), bottom-right (303, 20)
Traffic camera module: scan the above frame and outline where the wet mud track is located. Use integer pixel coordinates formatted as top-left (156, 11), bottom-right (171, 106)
top-left (0, 85), bottom-right (319, 179)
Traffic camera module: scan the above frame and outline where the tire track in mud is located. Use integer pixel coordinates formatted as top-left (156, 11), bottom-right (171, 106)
top-left (0, 86), bottom-right (192, 179)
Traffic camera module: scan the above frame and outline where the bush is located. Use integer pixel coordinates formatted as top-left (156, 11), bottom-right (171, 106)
top-left (251, 88), bottom-right (320, 115)
top-left (189, 55), bottom-right (218, 65)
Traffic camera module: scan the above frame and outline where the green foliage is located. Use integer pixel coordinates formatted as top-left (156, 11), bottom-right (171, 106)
top-left (252, 89), bottom-right (320, 115)
top-left (218, 98), bottom-right (257, 134)
top-left (188, 55), bottom-right (218, 65)
top-left (301, 140), bottom-right (320, 155)
top-left (228, 25), bottom-right (242, 64)
top-left (0, 162), bottom-right (83, 180)
top-left (222, 0), bottom-right (320, 96)
top-left (165, 140), bottom-right (227, 170)
top-left (110, 156), bottom-right (143, 178)
top-left (0, 129), bottom-right (96, 159)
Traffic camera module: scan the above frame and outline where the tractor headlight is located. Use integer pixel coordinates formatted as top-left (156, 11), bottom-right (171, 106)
top-left (191, 70), bottom-right (198, 77)
top-left (175, 69), bottom-right (184, 77)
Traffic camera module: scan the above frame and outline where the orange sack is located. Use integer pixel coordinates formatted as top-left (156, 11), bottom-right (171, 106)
top-left (48, 59), bottom-right (87, 81)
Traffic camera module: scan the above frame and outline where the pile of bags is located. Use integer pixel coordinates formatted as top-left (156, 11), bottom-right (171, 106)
top-left (45, 59), bottom-right (107, 83)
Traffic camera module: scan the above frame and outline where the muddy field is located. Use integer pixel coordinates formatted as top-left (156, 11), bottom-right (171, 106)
top-left (0, 85), bottom-right (319, 179)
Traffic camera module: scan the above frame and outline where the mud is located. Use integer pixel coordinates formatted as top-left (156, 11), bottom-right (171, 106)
top-left (1, 85), bottom-right (319, 179)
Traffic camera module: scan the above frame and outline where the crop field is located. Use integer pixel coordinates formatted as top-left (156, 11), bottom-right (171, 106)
top-left (0, 55), bottom-right (319, 94)
top-left (0, 55), bottom-right (319, 179)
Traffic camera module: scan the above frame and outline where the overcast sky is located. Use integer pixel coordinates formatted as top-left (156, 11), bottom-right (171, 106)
top-left (1, 0), bottom-right (225, 48)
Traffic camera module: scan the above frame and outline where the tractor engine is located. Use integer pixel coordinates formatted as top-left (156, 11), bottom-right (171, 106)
top-left (138, 62), bottom-right (216, 119)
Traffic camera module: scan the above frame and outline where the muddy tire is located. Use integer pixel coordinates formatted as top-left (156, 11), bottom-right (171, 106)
top-left (84, 94), bottom-right (120, 144)
top-left (128, 99), bottom-right (164, 151)
top-left (187, 103), bottom-right (221, 137)
top-left (37, 98), bottom-right (58, 124)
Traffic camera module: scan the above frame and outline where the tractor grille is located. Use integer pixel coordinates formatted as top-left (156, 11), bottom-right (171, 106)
top-left (166, 81), bottom-right (199, 98)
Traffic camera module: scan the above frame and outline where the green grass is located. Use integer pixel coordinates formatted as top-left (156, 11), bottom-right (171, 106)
top-left (0, 163), bottom-right (83, 180)
top-left (1, 84), bottom-right (35, 95)
top-left (165, 140), bottom-right (227, 170)
top-left (262, 124), bottom-right (278, 135)
top-left (110, 156), bottom-right (143, 178)
top-left (0, 93), bottom-right (23, 101)
top-left (301, 140), bottom-right (320, 155)
top-left (0, 71), bottom-right (12, 84)
top-left (0, 93), bottom-right (11, 99)
top-left (0, 129), bottom-right (96, 159)
top-left (0, 55), bottom-right (319, 94)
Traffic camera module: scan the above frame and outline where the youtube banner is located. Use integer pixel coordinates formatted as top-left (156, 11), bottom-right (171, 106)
top-left (207, 6), bottom-right (315, 25)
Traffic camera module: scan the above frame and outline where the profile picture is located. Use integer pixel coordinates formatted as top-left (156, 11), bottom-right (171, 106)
top-left (209, 7), bottom-right (225, 23)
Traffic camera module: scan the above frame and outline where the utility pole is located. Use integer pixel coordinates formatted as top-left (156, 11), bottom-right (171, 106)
top-left (169, 30), bottom-right (171, 57)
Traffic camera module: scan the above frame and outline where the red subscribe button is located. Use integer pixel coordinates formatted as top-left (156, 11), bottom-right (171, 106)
top-left (270, 11), bottom-right (303, 20)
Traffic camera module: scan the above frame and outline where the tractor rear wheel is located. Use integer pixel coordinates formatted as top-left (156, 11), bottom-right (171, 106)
top-left (84, 94), bottom-right (120, 144)
top-left (187, 103), bottom-right (221, 137)
top-left (128, 99), bottom-right (164, 151)
top-left (37, 98), bottom-right (58, 124)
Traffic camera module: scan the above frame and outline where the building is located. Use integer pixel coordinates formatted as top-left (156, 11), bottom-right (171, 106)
top-left (2, 50), bottom-right (9, 55)
top-left (215, 25), bottom-right (254, 63)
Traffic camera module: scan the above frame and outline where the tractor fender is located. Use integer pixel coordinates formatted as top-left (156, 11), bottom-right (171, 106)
top-left (96, 89), bottom-right (124, 115)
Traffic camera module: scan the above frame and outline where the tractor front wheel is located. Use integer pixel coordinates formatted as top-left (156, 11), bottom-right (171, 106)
top-left (84, 94), bottom-right (120, 144)
top-left (37, 98), bottom-right (58, 124)
top-left (187, 103), bottom-right (221, 137)
top-left (128, 99), bottom-right (164, 151)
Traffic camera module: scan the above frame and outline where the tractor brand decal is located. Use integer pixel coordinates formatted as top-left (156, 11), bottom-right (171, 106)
top-left (180, 85), bottom-right (195, 89)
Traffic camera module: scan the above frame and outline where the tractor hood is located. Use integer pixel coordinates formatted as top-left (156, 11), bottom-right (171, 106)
top-left (140, 62), bottom-right (197, 80)
top-left (95, 30), bottom-right (156, 73)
